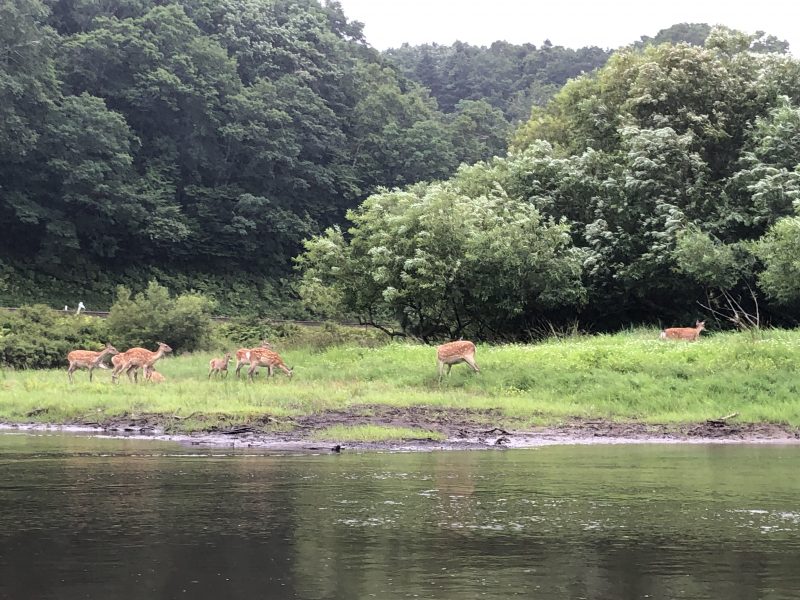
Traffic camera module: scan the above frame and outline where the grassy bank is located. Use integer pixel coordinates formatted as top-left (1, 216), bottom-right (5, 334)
top-left (2, 328), bottom-right (800, 439)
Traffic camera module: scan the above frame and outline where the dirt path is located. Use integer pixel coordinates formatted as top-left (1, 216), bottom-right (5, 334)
top-left (4, 405), bottom-right (800, 452)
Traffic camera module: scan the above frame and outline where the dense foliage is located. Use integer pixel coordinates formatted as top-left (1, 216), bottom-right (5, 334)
top-left (4, 0), bottom-right (800, 338)
top-left (0, 0), bottom-right (511, 312)
top-left (299, 27), bottom-right (800, 337)
top-left (383, 40), bottom-right (610, 123)
top-left (297, 174), bottom-right (586, 340)
top-left (0, 305), bottom-right (109, 368)
top-left (0, 282), bottom-right (214, 368)
top-left (381, 23), bottom-right (726, 123)
top-left (106, 281), bottom-right (215, 352)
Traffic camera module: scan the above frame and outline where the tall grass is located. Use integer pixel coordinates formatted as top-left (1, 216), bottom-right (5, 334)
top-left (2, 328), bottom-right (800, 431)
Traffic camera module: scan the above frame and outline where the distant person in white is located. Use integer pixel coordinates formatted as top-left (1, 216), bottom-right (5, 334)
top-left (76, 301), bottom-right (86, 315)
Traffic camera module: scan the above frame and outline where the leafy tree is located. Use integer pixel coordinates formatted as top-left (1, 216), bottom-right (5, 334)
top-left (754, 218), bottom-right (800, 305)
top-left (673, 227), bottom-right (753, 290)
top-left (297, 173), bottom-right (585, 341)
top-left (384, 39), bottom-right (611, 121)
top-left (634, 23), bottom-right (712, 49)
top-left (447, 100), bottom-right (510, 165)
top-left (3, 0), bottom-right (481, 309)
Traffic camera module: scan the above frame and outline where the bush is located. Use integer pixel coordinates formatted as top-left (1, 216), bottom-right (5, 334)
top-left (0, 305), bottom-right (110, 369)
top-left (106, 282), bottom-right (215, 353)
top-left (217, 319), bottom-right (388, 352)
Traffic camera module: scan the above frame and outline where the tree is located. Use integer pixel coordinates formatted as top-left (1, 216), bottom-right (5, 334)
top-left (297, 174), bottom-right (586, 341)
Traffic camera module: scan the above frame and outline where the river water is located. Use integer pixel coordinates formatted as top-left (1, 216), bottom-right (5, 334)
top-left (1, 433), bottom-right (799, 599)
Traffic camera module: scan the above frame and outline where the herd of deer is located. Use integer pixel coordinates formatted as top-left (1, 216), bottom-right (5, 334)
top-left (66, 340), bottom-right (293, 384)
top-left (65, 321), bottom-right (707, 384)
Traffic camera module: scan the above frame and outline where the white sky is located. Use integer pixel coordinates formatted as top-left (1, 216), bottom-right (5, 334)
top-left (335, 0), bottom-right (800, 55)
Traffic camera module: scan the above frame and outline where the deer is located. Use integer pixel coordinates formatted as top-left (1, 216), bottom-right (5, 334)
top-left (660, 320), bottom-right (706, 341)
top-left (143, 365), bottom-right (166, 383)
top-left (112, 342), bottom-right (172, 383)
top-left (66, 343), bottom-right (119, 383)
top-left (208, 352), bottom-right (231, 379)
top-left (436, 340), bottom-right (480, 382)
top-left (234, 340), bottom-right (273, 378)
top-left (247, 347), bottom-right (293, 381)
top-left (111, 352), bottom-right (149, 383)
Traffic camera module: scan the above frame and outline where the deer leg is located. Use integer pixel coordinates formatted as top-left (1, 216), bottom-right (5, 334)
top-left (208, 368), bottom-right (213, 380)
top-left (68, 364), bottom-right (76, 384)
top-left (89, 366), bottom-right (94, 382)
top-left (235, 361), bottom-right (243, 378)
top-left (248, 364), bottom-right (258, 382)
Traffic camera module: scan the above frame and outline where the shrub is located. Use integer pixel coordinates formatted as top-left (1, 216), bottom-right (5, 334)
top-left (0, 305), bottom-right (110, 369)
top-left (106, 282), bottom-right (215, 353)
top-left (217, 319), bottom-right (388, 351)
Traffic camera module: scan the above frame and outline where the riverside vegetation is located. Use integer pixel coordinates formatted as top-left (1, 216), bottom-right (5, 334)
top-left (3, 327), bottom-right (800, 442)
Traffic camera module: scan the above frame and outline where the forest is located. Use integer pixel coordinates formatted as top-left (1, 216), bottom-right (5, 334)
top-left (2, 0), bottom-right (800, 338)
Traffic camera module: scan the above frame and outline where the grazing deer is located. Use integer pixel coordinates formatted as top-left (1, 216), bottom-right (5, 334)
top-left (234, 340), bottom-right (273, 378)
top-left (437, 340), bottom-right (480, 382)
top-left (143, 365), bottom-right (166, 383)
top-left (247, 348), bottom-right (293, 381)
top-left (112, 342), bottom-right (172, 383)
top-left (208, 352), bottom-right (231, 379)
top-left (66, 343), bottom-right (119, 383)
top-left (660, 320), bottom-right (706, 341)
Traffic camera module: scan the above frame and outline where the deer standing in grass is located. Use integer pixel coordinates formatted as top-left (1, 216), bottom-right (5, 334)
top-left (437, 340), bottom-right (480, 382)
top-left (660, 320), bottom-right (706, 341)
top-left (247, 348), bottom-right (293, 381)
top-left (112, 342), bottom-right (172, 383)
top-left (208, 352), bottom-right (231, 379)
top-left (66, 343), bottom-right (119, 383)
top-left (234, 340), bottom-right (273, 378)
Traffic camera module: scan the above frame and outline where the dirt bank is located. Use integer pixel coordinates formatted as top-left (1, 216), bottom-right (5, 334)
top-left (4, 405), bottom-right (800, 452)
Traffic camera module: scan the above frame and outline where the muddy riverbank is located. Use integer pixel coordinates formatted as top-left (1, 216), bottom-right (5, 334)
top-left (4, 405), bottom-right (800, 452)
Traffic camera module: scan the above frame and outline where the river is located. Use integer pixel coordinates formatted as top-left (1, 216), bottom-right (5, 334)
top-left (1, 433), bottom-right (799, 599)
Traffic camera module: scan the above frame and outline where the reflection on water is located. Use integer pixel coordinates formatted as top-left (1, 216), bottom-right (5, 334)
top-left (1, 433), bottom-right (800, 599)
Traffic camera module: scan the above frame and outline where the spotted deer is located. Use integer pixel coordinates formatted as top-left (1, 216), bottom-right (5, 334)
top-left (437, 340), bottom-right (480, 382)
top-left (208, 352), bottom-right (231, 379)
top-left (247, 348), bottom-right (293, 381)
top-left (660, 320), bottom-right (706, 341)
top-left (234, 340), bottom-right (273, 378)
top-left (112, 342), bottom-right (172, 383)
top-left (66, 343), bottom-right (119, 383)
top-left (143, 365), bottom-right (166, 383)
top-left (111, 352), bottom-right (142, 382)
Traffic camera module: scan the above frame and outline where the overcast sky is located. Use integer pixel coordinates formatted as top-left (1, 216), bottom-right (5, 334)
top-left (336, 0), bottom-right (800, 55)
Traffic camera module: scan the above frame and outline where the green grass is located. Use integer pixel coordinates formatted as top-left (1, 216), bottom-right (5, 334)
top-left (310, 425), bottom-right (446, 442)
top-left (3, 327), bottom-right (800, 438)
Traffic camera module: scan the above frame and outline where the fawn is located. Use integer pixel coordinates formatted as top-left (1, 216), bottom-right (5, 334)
top-left (66, 343), bottom-right (119, 383)
top-left (660, 320), bottom-right (706, 341)
top-left (436, 340), bottom-right (480, 382)
top-left (143, 365), bottom-right (166, 383)
top-left (208, 352), bottom-right (231, 379)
